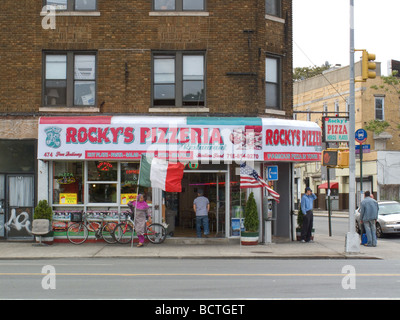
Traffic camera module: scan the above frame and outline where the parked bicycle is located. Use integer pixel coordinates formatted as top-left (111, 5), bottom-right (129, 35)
top-left (67, 211), bottom-right (118, 245)
top-left (113, 211), bottom-right (167, 245)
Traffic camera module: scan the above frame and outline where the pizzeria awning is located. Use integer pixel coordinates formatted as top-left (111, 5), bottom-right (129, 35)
top-left (318, 182), bottom-right (338, 189)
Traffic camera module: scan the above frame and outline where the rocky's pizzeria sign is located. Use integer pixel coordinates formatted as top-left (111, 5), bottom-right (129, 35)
top-left (38, 116), bottom-right (322, 162)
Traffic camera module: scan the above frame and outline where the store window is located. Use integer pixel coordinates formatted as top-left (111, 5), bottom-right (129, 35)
top-left (53, 161), bottom-right (84, 204)
top-left (51, 161), bottom-right (151, 207)
top-left (87, 161), bottom-right (117, 204)
top-left (121, 162), bottom-right (152, 205)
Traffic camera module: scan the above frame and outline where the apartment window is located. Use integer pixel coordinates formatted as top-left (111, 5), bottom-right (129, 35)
top-left (44, 52), bottom-right (96, 107)
top-left (153, 52), bottom-right (205, 107)
top-left (265, 57), bottom-right (280, 109)
top-left (154, 0), bottom-right (205, 11)
top-left (323, 103), bottom-right (328, 116)
top-left (375, 96), bottom-right (385, 120)
top-left (334, 100), bottom-right (339, 115)
top-left (266, 0), bottom-right (281, 16)
top-left (45, 0), bottom-right (97, 11)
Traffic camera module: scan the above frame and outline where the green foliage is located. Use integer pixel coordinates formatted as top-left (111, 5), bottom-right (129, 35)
top-left (293, 62), bottom-right (332, 81)
top-left (243, 192), bottom-right (259, 232)
top-left (33, 200), bottom-right (53, 221)
top-left (364, 120), bottom-right (390, 135)
top-left (297, 206), bottom-right (304, 228)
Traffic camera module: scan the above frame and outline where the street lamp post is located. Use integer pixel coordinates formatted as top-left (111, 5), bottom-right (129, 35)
top-left (346, 0), bottom-right (360, 253)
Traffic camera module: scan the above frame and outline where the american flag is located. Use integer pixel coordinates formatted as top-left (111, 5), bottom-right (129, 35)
top-left (240, 162), bottom-right (280, 202)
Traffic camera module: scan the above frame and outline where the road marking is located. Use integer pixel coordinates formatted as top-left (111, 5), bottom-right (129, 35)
top-left (1, 273), bottom-right (400, 277)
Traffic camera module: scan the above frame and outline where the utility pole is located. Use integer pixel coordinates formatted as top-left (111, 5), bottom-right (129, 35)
top-left (346, 0), bottom-right (360, 253)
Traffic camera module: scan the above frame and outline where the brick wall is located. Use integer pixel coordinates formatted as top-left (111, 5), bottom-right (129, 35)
top-left (0, 0), bottom-right (292, 117)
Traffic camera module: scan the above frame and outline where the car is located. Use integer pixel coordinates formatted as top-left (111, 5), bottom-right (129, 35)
top-left (355, 201), bottom-right (400, 238)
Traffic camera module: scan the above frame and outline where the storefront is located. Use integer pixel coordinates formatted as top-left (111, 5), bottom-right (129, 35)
top-left (37, 116), bottom-right (322, 241)
top-left (0, 140), bottom-right (36, 239)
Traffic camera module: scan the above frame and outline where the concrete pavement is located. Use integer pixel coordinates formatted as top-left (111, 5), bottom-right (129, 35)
top-left (1, 211), bottom-right (398, 260)
top-left (0, 233), bottom-right (398, 260)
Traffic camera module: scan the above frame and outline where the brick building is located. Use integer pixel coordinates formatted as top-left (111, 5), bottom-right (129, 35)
top-left (294, 61), bottom-right (400, 210)
top-left (0, 0), bottom-right (322, 242)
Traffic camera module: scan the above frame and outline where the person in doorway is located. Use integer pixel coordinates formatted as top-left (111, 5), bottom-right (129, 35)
top-left (128, 194), bottom-right (150, 247)
top-left (300, 187), bottom-right (317, 243)
top-left (193, 189), bottom-right (210, 238)
top-left (360, 191), bottom-right (379, 247)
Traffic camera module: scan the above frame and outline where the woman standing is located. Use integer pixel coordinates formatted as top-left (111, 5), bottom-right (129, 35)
top-left (128, 194), bottom-right (150, 247)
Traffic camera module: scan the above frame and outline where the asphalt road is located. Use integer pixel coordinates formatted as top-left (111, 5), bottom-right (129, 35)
top-left (1, 217), bottom-right (400, 301)
top-left (1, 258), bottom-right (400, 300)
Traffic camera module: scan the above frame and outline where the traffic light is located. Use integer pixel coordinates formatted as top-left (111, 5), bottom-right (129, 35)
top-left (361, 50), bottom-right (376, 81)
top-left (322, 149), bottom-right (349, 168)
top-left (337, 149), bottom-right (349, 168)
top-left (322, 150), bottom-right (337, 167)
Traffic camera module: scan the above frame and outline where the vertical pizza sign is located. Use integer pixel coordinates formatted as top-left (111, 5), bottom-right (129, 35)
top-left (323, 117), bottom-right (349, 142)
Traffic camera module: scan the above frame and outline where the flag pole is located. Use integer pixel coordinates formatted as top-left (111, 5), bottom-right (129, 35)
top-left (131, 154), bottom-right (143, 248)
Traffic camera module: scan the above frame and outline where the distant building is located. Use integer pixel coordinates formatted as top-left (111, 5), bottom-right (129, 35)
top-left (294, 60), bottom-right (400, 210)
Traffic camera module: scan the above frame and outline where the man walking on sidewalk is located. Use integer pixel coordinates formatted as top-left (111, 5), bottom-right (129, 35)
top-left (360, 191), bottom-right (379, 247)
top-left (300, 187), bottom-right (317, 243)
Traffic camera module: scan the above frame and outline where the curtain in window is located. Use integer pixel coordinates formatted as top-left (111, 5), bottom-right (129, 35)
top-left (8, 176), bottom-right (34, 207)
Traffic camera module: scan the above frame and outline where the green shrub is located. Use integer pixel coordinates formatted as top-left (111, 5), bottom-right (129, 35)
top-left (33, 200), bottom-right (53, 221)
top-left (243, 192), bottom-right (259, 232)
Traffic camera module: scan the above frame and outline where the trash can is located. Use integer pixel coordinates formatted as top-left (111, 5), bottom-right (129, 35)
top-left (326, 196), bottom-right (339, 211)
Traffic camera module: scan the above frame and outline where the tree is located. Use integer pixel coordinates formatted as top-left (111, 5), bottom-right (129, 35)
top-left (293, 62), bottom-right (332, 81)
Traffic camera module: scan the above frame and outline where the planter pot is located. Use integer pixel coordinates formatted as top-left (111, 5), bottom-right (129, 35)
top-left (296, 228), bottom-right (315, 241)
top-left (240, 231), bottom-right (259, 245)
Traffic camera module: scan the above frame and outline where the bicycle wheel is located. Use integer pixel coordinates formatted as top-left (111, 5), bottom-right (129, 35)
top-left (101, 222), bottom-right (118, 244)
top-left (114, 222), bottom-right (134, 244)
top-left (67, 222), bottom-right (88, 245)
top-left (146, 223), bottom-right (167, 244)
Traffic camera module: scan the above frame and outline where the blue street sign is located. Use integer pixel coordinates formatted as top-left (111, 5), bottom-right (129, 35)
top-left (267, 166), bottom-right (278, 181)
top-left (355, 129), bottom-right (367, 144)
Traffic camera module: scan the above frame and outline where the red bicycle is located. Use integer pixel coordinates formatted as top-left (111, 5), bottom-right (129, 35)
top-left (113, 212), bottom-right (167, 244)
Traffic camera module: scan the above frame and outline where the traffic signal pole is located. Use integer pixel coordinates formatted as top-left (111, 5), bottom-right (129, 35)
top-left (346, 0), bottom-right (360, 253)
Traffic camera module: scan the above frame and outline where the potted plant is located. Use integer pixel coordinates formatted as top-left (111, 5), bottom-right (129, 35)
top-left (241, 192), bottom-right (259, 245)
top-left (296, 207), bottom-right (314, 241)
top-left (33, 200), bottom-right (54, 245)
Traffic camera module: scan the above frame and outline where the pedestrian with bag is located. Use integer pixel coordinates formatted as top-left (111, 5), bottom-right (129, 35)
top-left (360, 191), bottom-right (379, 247)
top-left (300, 187), bottom-right (317, 243)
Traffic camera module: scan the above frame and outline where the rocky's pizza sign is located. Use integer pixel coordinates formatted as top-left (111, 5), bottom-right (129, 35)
top-left (323, 117), bottom-right (349, 142)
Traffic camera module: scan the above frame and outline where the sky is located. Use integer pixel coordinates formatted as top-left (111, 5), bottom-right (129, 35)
top-left (293, 0), bottom-right (400, 75)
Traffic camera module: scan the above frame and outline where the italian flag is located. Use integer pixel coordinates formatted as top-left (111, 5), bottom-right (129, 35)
top-left (139, 154), bottom-right (185, 192)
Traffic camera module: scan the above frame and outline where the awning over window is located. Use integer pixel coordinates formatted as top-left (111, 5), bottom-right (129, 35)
top-left (318, 182), bottom-right (339, 189)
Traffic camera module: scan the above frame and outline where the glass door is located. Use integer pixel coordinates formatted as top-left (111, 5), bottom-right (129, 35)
top-left (4, 175), bottom-right (34, 239)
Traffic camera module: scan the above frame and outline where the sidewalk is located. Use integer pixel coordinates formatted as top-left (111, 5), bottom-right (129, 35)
top-left (0, 233), bottom-right (396, 260)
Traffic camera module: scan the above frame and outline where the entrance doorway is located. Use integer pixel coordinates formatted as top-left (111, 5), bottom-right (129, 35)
top-left (1, 175), bottom-right (35, 239)
top-left (164, 169), bottom-right (227, 238)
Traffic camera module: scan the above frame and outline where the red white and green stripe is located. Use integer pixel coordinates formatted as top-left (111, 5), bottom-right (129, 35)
top-left (139, 155), bottom-right (185, 192)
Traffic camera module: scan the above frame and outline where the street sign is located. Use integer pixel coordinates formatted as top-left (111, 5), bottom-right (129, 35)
top-left (355, 144), bottom-right (370, 154)
top-left (267, 166), bottom-right (278, 181)
top-left (355, 129), bottom-right (367, 144)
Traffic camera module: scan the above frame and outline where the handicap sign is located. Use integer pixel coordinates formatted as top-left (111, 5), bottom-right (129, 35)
top-left (355, 129), bottom-right (367, 144)
top-left (267, 166), bottom-right (278, 181)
